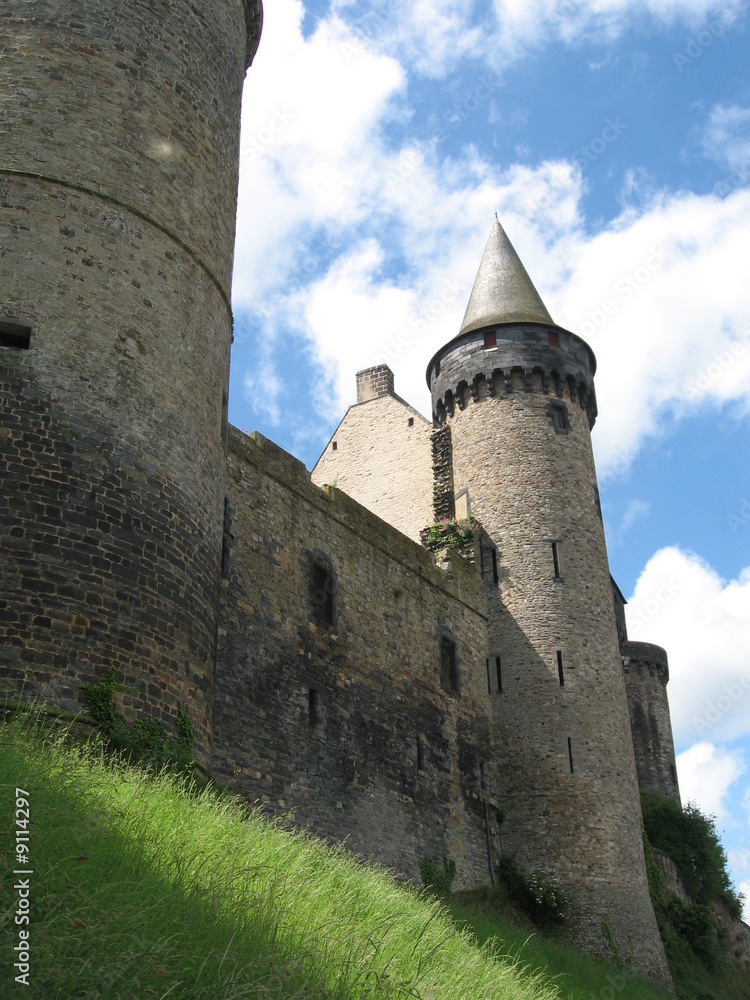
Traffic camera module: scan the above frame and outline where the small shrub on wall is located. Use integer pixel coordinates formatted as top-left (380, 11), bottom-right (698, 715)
top-left (80, 667), bottom-right (194, 772)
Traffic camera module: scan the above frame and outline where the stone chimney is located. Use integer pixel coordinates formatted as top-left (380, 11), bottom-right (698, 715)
top-left (356, 365), bottom-right (395, 403)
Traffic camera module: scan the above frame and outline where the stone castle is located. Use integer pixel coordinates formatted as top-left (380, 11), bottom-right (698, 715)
top-left (0, 2), bottom-right (680, 989)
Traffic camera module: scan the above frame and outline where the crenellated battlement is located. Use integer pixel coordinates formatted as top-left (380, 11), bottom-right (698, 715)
top-left (623, 641), bottom-right (670, 684)
top-left (427, 323), bottom-right (598, 427)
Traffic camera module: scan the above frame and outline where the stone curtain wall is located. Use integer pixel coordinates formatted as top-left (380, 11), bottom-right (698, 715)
top-left (312, 391), bottom-right (434, 545)
top-left (0, 2), bottom-right (253, 762)
top-left (214, 427), bottom-right (493, 886)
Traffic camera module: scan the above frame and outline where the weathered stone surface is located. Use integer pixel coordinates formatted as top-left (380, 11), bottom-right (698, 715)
top-left (312, 374), bottom-right (434, 544)
top-left (0, 8), bottom-right (682, 992)
top-left (0, 0), bottom-right (252, 763)
top-left (215, 428), bottom-right (492, 885)
top-left (429, 321), bottom-right (673, 990)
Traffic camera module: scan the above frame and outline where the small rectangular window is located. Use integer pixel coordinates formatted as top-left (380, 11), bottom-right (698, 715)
top-left (484, 331), bottom-right (497, 350)
top-left (548, 331), bottom-right (559, 348)
top-left (440, 635), bottom-right (458, 692)
top-left (0, 321), bottom-right (31, 350)
top-left (549, 401), bottom-right (569, 432)
top-left (408, 417), bottom-right (414, 427)
top-left (495, 656), bottom-right (502, 693)
top-left (417, 738), bottom-right (424, 772)
top-left (552, 541), bottom-right (561, 579)
top-left (557, 650), bottom-right (565, 687)
top-left (311, 558), bottom-right (334, 626)
top-left (568, 737), bottom-right (574, 773)
top-left (309, 689), bottom-right (318, 727)
top-left (332, 441), bottom-right (338, 451)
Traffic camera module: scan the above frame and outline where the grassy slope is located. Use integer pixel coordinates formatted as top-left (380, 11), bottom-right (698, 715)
top-left (0, 715), bottom-right (742, 1000)
top-left (0, 715), bottom-right (555, 999)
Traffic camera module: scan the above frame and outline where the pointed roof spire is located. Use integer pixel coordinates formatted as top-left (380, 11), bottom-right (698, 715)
top-left (458, 218), bottom-right (554, 335)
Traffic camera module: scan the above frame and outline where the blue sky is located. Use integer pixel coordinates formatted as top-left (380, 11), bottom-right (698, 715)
top-left (229, 0), bottom-right (750, 914)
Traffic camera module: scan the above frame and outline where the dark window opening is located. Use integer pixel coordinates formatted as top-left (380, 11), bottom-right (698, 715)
top-left (484, 331), bottom-right (497, 350)
top-left (557, 650), bottom-right (565, 687)
top-left (308, 689), bottom-right (318, 727)
top-left (417, 738), bottom-right (424, 772)
top-left (480, 545), bottom-right (498, 583)
top-left (548, 331), bottom-right (559, 348)
top-left (552, 541), bottom-right (561, 579)
top-left (486, 659), bottom-right (492, 695)
top-left (332, 441), bottom-right (337, 451)
top-left (311, 558), bottom-right (334, 626)
top-left (408, 417), bottom-right (414, 427)
top-left (440, 635), bottom-right (458, 693)
top-left (495, 656), bottom-right (502, 693)
top-left (568, 737), bottom-right (574, 773)
top-left (551, 403), bottom-right (569, 431)
top-left (0, 321), bottom-right (32, 350)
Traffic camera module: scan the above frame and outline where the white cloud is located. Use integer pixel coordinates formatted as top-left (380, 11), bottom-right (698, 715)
top-left (232, 0), bottom-right (750, 473)
top-left (676, 742), bottom-right (745, 822)
top-left (349, 0), bottom-right (746, 76)
top-left (551, 187), bottom-right (750, 478)
top-left (625, 547), bottom-right (750, 746)
top-left (701, 103), bottom-right (750, 180)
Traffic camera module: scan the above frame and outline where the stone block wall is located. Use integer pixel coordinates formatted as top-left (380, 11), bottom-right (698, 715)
top-left (213, 427), bottom-right (494, 886)
top-left (311, 378), bottom-right (434, 544)
top-left (0, 1), bottom-right (256, 763)
top-left (430, 324), bottom-right (672, 990)
top-left (623, 642), bottom-right (680, 800)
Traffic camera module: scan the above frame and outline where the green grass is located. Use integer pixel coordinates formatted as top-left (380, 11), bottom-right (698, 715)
top-left (449, 889), bottom-right (671, 1000)
top-left (1, 712), bottom-right (745, 1000)
top-left (0, 713), bottom-right (556, 999)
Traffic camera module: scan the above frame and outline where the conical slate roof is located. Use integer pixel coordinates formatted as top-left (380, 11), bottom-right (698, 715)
top-left (458, 218), bottom-right (554, 335)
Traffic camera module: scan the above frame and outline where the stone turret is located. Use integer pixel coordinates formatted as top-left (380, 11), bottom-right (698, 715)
top-left (612, 583), bottom-right (681, 800)
top-left (0, 1), bottom-right (263, 764)
top-left (427, 219), bottom-right (672, 989)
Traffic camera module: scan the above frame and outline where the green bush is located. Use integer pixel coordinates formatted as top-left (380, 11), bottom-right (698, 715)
top-left (419, 854), bottom-right (457, 899)
top-left (419, 516), bottom-right (479, 551)
top-left (496, 856), bottom-right (568, 928)
top-left (640, 791), bottom-right (742, 919)
top-left (80, 667), bottom-right (194, 772)
top-left (667, 896), bottom-right (719, 971)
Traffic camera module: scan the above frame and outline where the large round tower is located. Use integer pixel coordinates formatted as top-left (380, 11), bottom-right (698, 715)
top-left (427, 220), bottom-right (671, 987)
top-left (0, 2), bottom-right (262, 764)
